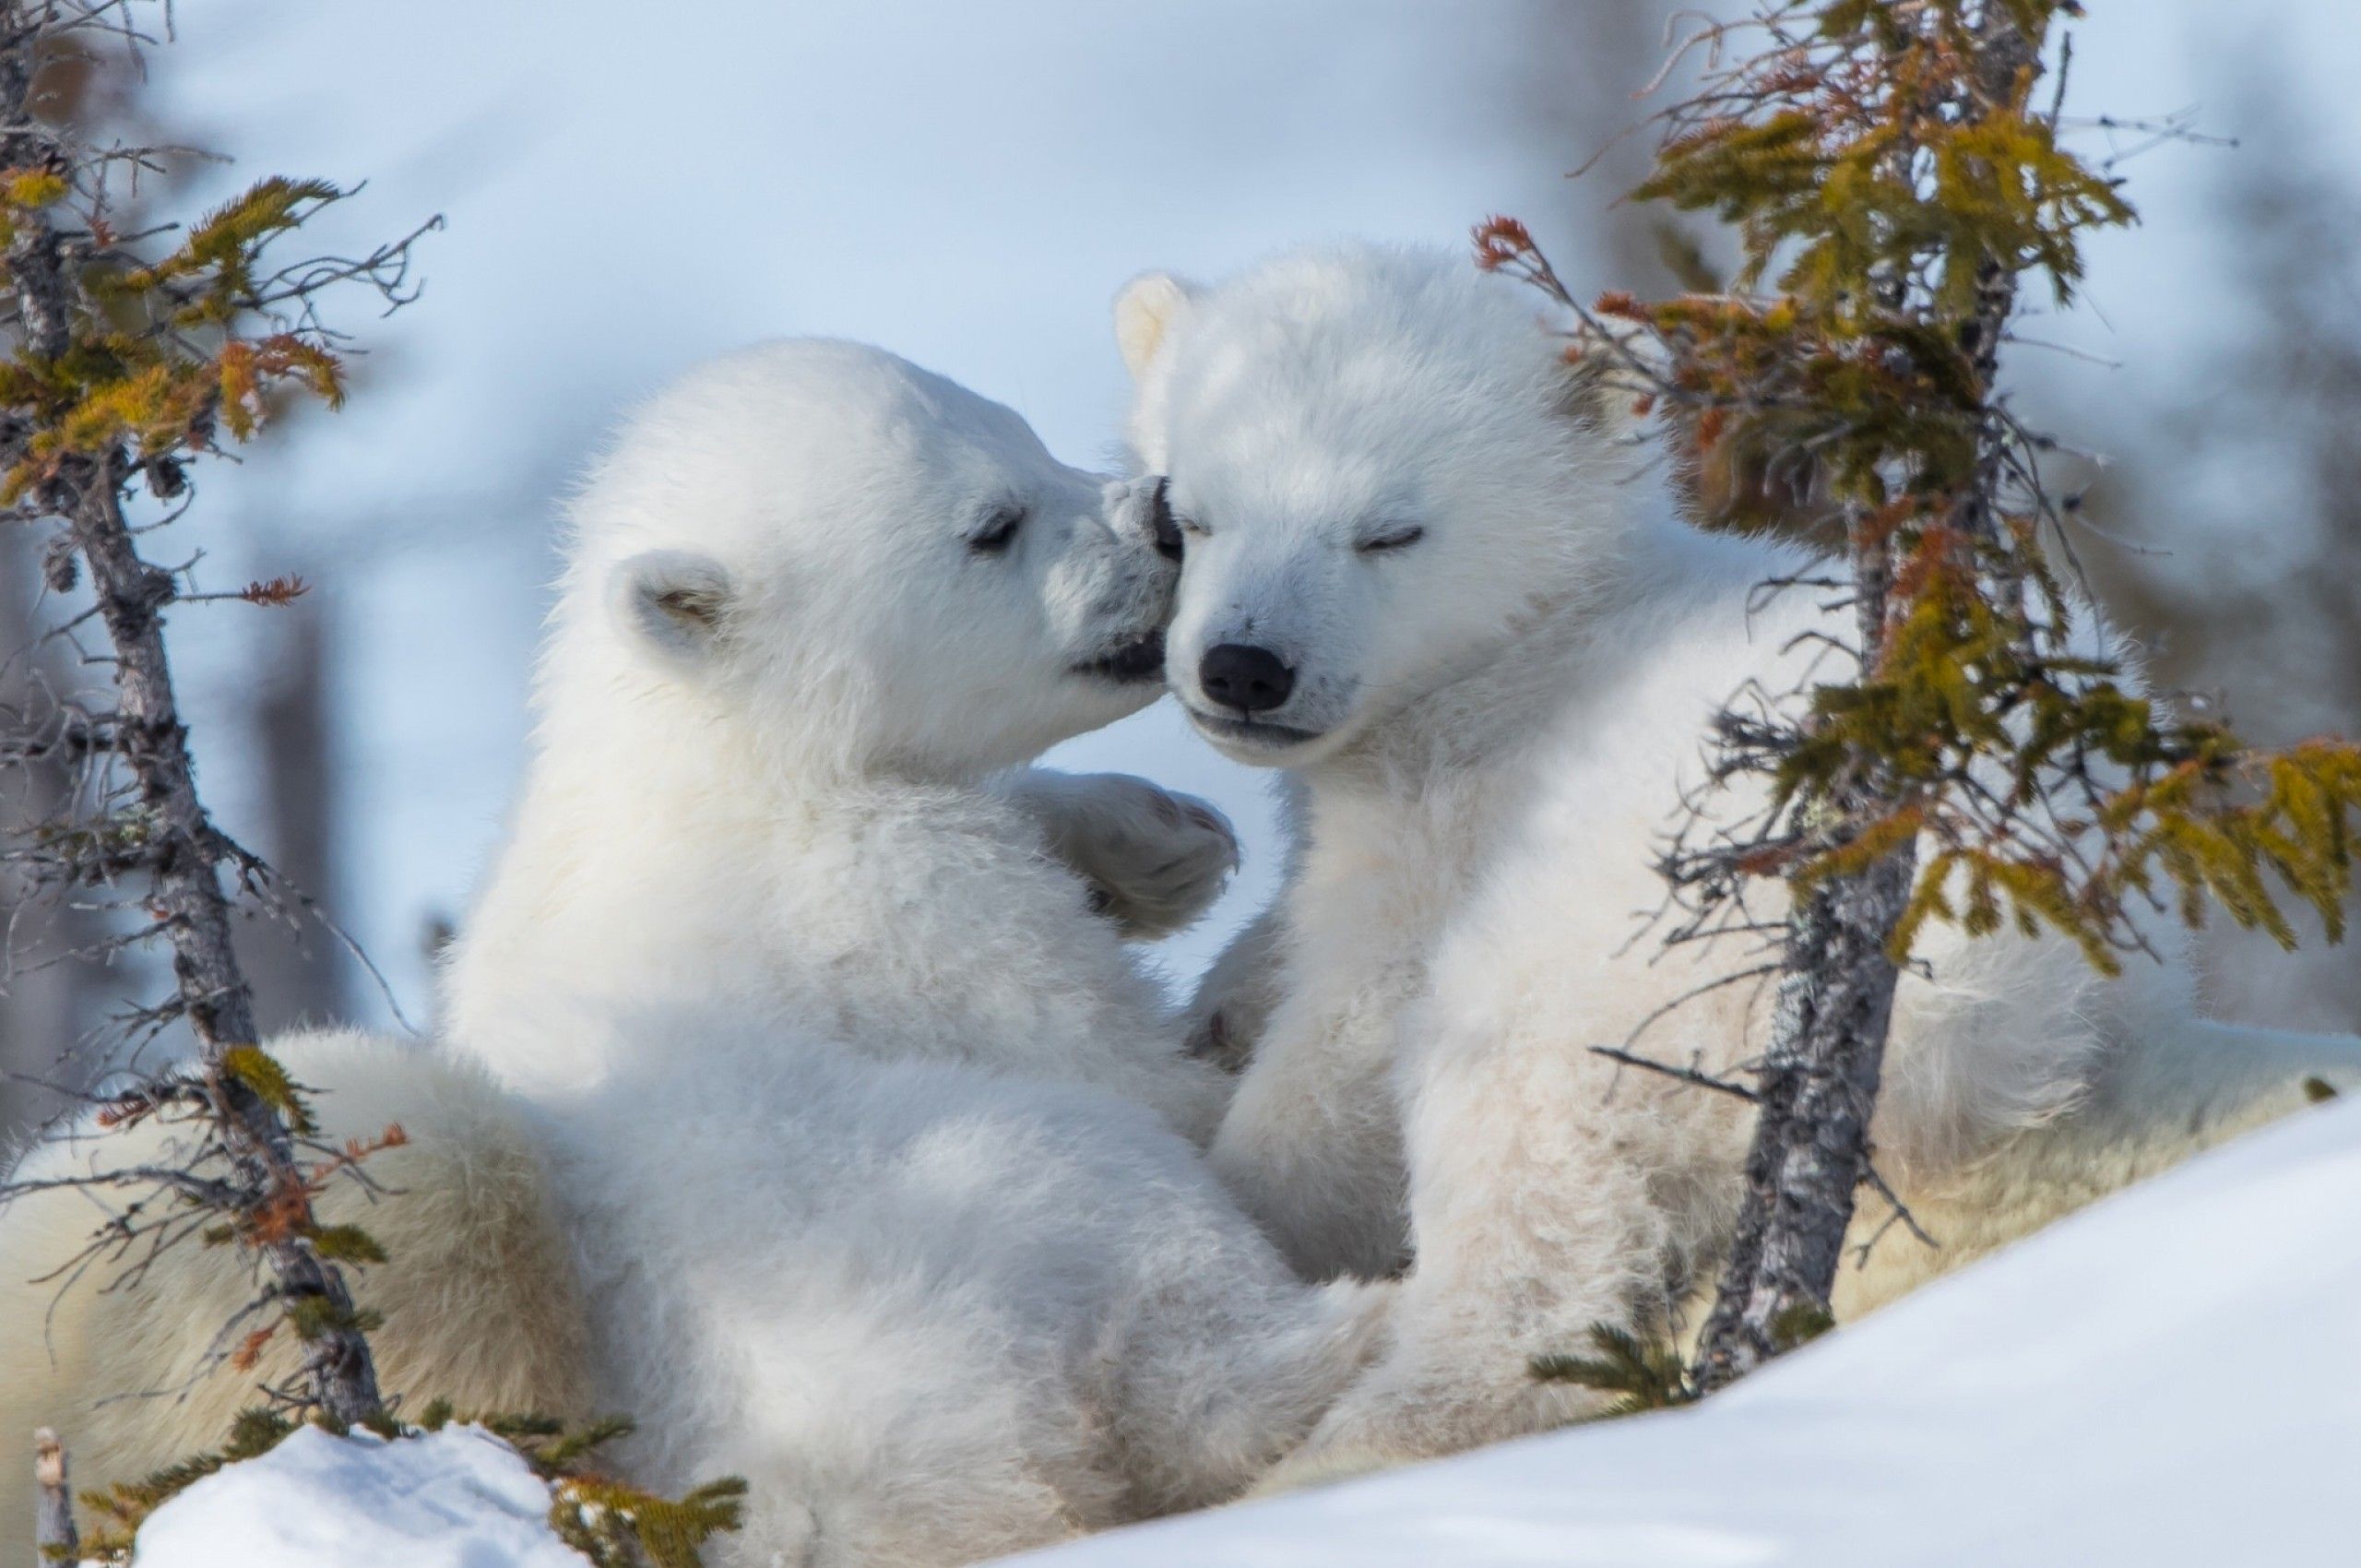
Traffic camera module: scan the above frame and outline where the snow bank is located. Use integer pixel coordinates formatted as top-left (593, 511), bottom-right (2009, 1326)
top-left (113, 1100), bottom-right (2361, 1567)
top-left (1004, 1097), bottom-right (2361, 1568)
top-left (129, 1424), bottom-right (586, 1568)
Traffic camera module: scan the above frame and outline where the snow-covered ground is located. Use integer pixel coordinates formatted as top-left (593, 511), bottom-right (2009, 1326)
top-left (128, 1424), bottom-right (585, 1568)
top-left (1003, 1096), bottom-right (2361, 1568)
top-left (125, 1099), bottom-right (2359, 1566)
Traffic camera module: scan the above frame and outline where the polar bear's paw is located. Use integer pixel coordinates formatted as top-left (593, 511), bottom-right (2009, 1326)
top-left (1010, 769), bottom-right (1240, 942)
top-left (1254, 1344), bottom-right (1598, 1495)
top-left (1245, 1438), bottom-right (1406, 1499)
top-left (1247, 1382), bottom-right (1447, 1498)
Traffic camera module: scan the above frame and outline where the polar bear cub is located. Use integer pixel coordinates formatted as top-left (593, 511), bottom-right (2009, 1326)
top-left (431, 339), bottom-right (1380, 1564)
top-left (1115, 244), bottom-right (2361, 1468)
top-left (0, 813), bottom-right (1240, 1543)
top-left (0, 340), bottom-right (1376, 1563)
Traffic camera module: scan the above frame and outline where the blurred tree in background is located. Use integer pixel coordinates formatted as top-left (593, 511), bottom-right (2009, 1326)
top-left (2078, 79), bottom-right (2361, 1036)
top-left (1509, 7), bottom-right (2360, 1052)
top-left (0, 0), bottom-right (426, 1422)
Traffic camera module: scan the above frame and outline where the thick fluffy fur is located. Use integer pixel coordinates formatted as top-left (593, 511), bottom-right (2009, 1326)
top-left (0, 790), bottom-right (1240, 1546)
top-left (0, 341), bottom-right (1370, 1564)
top-left (0, 780), bottom-right (1240, 1543)
top-left (1117, 244), bottom-right (2361, 1470)
top-left (433, 340), bottom-right (1380, 1564)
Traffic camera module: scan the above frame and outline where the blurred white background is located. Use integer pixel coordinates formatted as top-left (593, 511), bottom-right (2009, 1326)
top-left (13, 2), bottom-right (2351, 1067)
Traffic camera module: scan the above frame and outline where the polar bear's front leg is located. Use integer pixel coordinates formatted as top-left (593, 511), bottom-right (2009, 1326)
top-left (999, 769), bottom-right (1240, 942)
top-left (1264, 968), bottom-right (1751, 1479)
top-left (1207, 988), bottom-right (1415, 1283)
top-left (1274, 1039), bottom-right (1670, 1473)
top-left (1180, 903), bottom-right (1289, 1072)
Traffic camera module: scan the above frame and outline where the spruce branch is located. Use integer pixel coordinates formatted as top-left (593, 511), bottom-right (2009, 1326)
top-left (0, 0), bottom-right (438, 1433)
top-left (1531, 1323), bottom-right (1696, 1418)
top-left (1489, 0), bottom-right (2360, 1394)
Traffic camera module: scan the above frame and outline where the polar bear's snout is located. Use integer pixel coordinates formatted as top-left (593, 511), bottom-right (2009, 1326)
top-left (1198, 642), bottom-right (1296, 712)
top-left (1115, 249), bottom-right (1684, 774)
top-left (1157, 516), bottom-right (1364, 762)
top-left (1068, 626), bottom-right (1166, 683)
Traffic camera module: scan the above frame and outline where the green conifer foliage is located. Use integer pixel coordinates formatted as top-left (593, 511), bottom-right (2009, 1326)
top-left (1486, 0), bottom-right (2360, 1390)
top-left (1532, 1324), bottom-right (1697, 1419)
top-left (0, 0), bottom-right (433, 1455)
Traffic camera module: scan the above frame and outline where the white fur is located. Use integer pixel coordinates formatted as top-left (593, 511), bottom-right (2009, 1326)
top-left (1120, 244), bottom-right (2361, 1469)
top-left (1003, 767), bottom-right (1239, 944)
top-left (437, 340), bottom-right (1380, 1563)
top-left (0, 341), bottom-right (1378, 1565)
top-left (0, 769), bottom-right (1244, 1542)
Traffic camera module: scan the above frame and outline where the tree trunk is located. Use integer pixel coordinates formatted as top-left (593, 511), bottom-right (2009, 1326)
top-left (34, 1427), bottom-right (77, 1565)
top-left (1690, 1), bottom-right (2039, 1393)
top-left (65, 473), bottom-right (384, 1426)
top-left (245, 590), bottom-right (351, 1033)
top-left (1692, 508), bottom-right (1919, 1391)
top-left (1691, 837), bottom-right (1915, 1390)
top-left (0, 6), bottom-right (383, 1420)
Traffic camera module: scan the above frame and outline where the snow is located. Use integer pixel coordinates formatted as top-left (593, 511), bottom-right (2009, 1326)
top-left (127, 1424), bottom-right (587, 1568)
top-left (104, 1099), bottom-right (2360, 1562)
top-left (1002, 1098), bottom-right (2361, 1568)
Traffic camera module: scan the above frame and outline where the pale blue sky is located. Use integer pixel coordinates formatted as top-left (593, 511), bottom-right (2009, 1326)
top-left (140, 2), bottom-right (2361, 1026)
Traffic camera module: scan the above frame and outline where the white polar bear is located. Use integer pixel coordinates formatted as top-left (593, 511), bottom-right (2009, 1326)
top-left (0, 799), bottom-right (1241, 1547)
top-left (0, 780), bottom-right (1242, 1544)
top-left (1114, 244), bottom-right (2361, 1469)
top-left (435, 339), bottom-right (1384, 1562)
top-left (0, 339), bottom-right (1381, 1564)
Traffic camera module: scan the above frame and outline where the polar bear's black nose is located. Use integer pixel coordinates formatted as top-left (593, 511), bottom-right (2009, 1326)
top-left (1200, 644), bottom-right (1295, 713)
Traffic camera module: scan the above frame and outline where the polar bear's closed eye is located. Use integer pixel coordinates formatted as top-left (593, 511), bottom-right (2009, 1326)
top-left (1121, 247), bottom-right (1631, 767)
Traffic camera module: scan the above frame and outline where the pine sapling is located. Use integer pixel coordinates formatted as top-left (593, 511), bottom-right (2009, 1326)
top-left (0, 0), bottom-right (438, 1427)
top-left (1484, 0), bottom-right (2361, 1393)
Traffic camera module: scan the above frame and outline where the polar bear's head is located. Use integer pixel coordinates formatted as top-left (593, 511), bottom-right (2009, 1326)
top-left (552, 339), bottom-right (1177, 778)
top-left (1114, 244), bottom-right (1642, 766)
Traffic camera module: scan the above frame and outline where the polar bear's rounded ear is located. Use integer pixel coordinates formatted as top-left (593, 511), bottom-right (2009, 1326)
top-left (1113, 271), bottom-right (1201, 380)
top-left (609, 549), bottom-right (733, 666)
